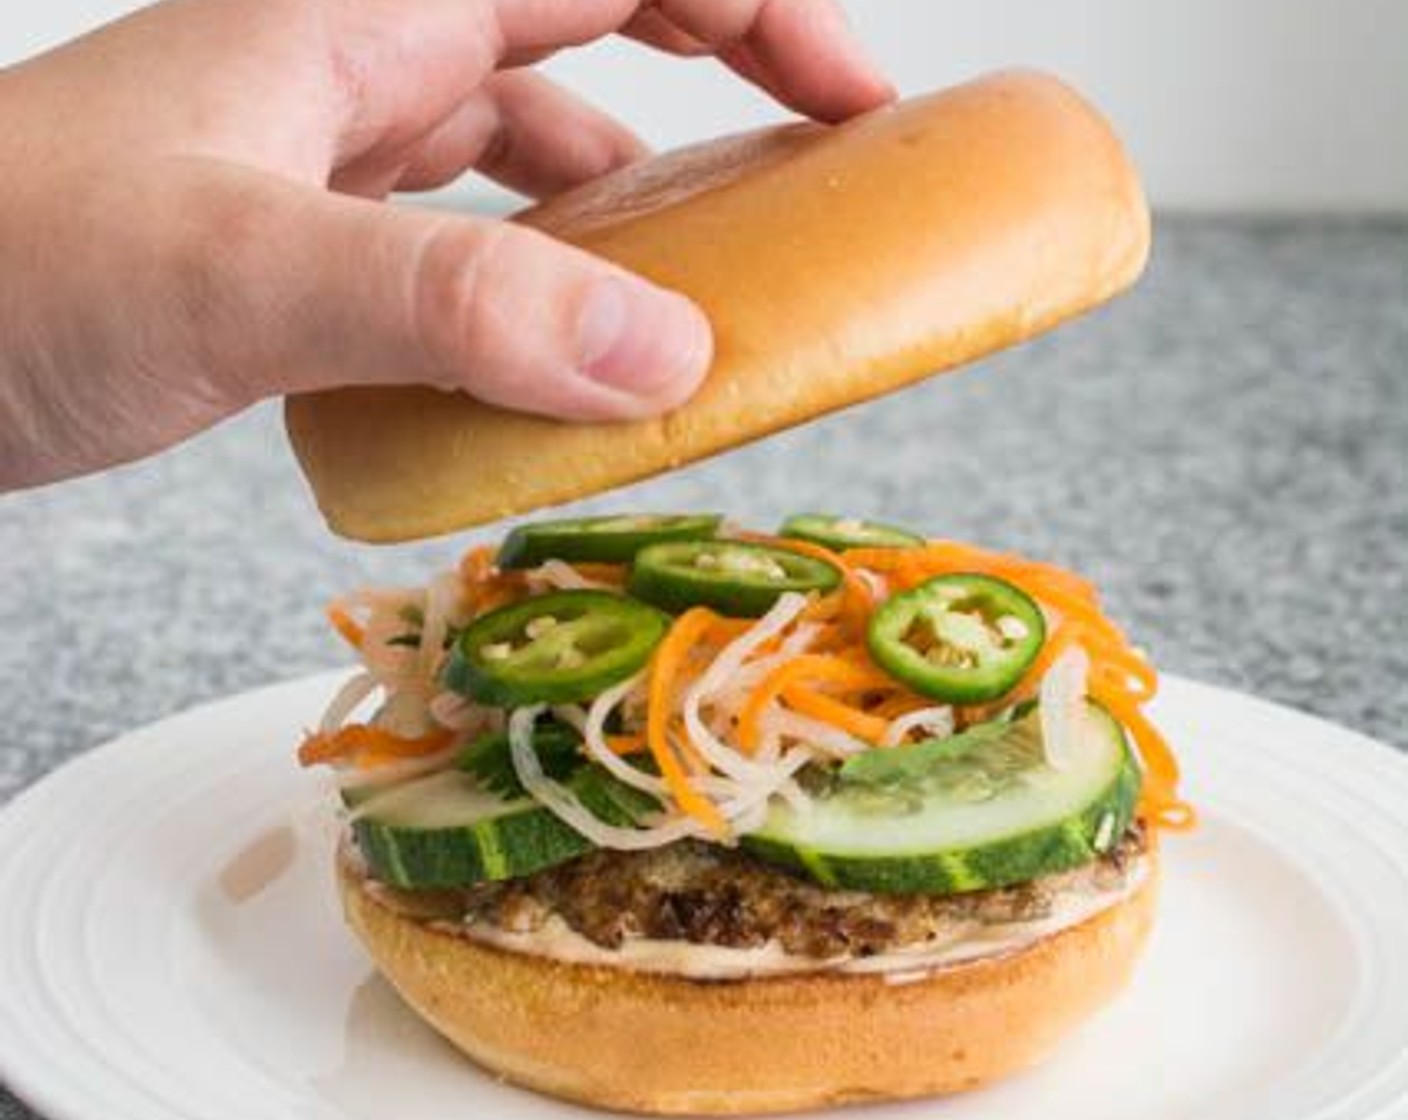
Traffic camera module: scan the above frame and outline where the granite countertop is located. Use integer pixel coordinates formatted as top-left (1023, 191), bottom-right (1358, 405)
top-left (1, 216), bottom-right (1406, 1117)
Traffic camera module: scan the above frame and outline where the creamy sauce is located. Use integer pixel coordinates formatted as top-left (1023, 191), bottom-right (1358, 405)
top-left (418, 855), bottom-right (1148, 983)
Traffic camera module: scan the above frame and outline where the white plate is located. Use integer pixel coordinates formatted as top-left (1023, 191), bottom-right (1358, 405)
top-left (1, 672), bottom-right (1406, 1120)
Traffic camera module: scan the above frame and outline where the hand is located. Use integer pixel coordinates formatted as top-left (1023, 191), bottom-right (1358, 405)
top-left (0, 0), bottom-right (891, 490)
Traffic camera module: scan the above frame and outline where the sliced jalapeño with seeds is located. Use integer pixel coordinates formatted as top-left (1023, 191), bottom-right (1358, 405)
top-left (628, 540), bottom-right (841, 617)
top-left (443, 590), bottom-right (669, 706)
top-left (867, 573), bottom-right (1045, 703)
top-left (779, 512), bottom-right (923, 551)
top-left (496, 513), bottom-right (723, 569)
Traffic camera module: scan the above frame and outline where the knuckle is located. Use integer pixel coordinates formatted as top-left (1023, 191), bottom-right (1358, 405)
top-left (410, 219), bottom-right (514, 386)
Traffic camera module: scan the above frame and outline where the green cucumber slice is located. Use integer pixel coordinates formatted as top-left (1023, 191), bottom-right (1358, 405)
top-left (743, 702), bottom-right (1140, 895)
top-left (350, 766), bottom-right (651, 890)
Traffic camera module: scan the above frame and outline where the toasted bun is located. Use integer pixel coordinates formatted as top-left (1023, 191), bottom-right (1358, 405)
top-left (287, 70), bottom-right (1150, 543)
top-left (338, 848), bottom-right (1159, 1115)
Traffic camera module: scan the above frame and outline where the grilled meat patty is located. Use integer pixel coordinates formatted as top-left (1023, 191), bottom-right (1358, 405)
top-left (366, 825), bottom-right (1146, 960)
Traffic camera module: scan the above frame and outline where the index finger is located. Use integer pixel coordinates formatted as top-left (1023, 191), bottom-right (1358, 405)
top-left (628, 0), bottom-right (895, 122)
top-left (493, 0), bottom-right (894, 124)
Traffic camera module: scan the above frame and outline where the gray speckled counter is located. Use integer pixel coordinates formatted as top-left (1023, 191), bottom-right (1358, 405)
top-left (1, 217), bottom-right (1406, 1118)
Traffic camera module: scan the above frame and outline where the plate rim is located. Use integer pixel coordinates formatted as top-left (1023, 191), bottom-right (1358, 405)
top-left (2, 670), bottom-right (1407, 1120)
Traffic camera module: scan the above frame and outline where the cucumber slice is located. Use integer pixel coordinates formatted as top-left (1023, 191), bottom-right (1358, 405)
top-left (743, 702), bottom-right (1140, 895)
top-left (350, 766), bottom-right (651, 890)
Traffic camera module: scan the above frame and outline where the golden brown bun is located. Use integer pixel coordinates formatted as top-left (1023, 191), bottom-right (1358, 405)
top-left (289, 70), bottom-right (1150, 542)
top-left (339, 848), bottom-right (1159, 1115)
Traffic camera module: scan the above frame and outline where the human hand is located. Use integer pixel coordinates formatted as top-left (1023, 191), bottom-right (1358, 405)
top-left (0, 0), bottom-right (891, 489)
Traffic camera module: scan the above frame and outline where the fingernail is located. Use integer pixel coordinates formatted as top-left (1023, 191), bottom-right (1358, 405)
top-left (577, 276), bottom-right (711, 397)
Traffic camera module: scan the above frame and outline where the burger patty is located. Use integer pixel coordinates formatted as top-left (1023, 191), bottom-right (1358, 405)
top-left (370, 825), bottom-right (1147, 961)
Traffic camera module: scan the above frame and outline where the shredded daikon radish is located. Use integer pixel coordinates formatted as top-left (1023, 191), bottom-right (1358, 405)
top-left (529, 560), bottom-right (615, 592)
top-left (1039, 645), bottom-right (1090, 771)
top-left (708, 623), bottom-right (821, 718)
top-left (691, 593), bottom-right (808, 699)
top-left (550, 703), bottom-right (588, 735)
top-left (374, 690), bottom-right (438, 740)
top-left (855, 568), bottom-right (889, 600)
top-left (319, 672), bottom-right (379, 733)
top-left (677, 593), bottom-right (808, 784)
top-left (332, 740), bottom-right (465, 793)
top-left (880, 706), bottom-right (956, 748)
top-left (418, 571), bottom-right (461, 681)
top-left (428, 691), bottom-right (495, 732)
top-left (772, 776), bottom-right (811, 814)
top-left (718, 747), bottom-right (813, 820)
top-left (760, 709), bottom-right (872, 758)
top-left (510, 706), bottom-right (701, 850)
top-left (581, 675), bottom-right (668, 797)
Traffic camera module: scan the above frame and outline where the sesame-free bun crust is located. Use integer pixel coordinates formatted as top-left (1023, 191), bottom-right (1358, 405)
top-left (338, 847), bottom-right (1159, 1115)
top-left (287, 70), bottom-right (1149, 543)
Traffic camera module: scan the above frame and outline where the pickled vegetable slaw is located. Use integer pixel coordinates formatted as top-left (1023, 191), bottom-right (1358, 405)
top-left (298, 517), bottom-right (1193, 848)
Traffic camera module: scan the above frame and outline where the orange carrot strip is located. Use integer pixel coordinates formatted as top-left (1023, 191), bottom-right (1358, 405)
top-left (801, 591), bottom-right (845, 623)
top-left (739, 533), bottom-right (873, 630)
top-left (1084, 637), bottom-right (1159, 700)
top-left (738, 655), bottom-right (896, 752)
top-left (605, 733), bottom-right (645, 756)
top-left (326, 605), bottom-right (365, 650)
top-left (298, 724), bottom-right (453, 769)
top-left (847, 544), bottom-right (1100, 606)
top-left (1088, 678), bottom-right (1194, 830)
top-left (647, 609), bottom-right (727, 832)
top-left (781, 685), bottom-right (891, 743)
top-left (458, 545), bottom-right (497, 585)
top-left (870, 694), bottom-right (937, 720)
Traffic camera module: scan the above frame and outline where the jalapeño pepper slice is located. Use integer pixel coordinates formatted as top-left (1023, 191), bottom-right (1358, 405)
top-left (443, 591), bottom-right (669, 706)
top-left (497, 513), bottom-right (723, 569)
top-left (628, 540), bottom-right (841, 617)
top-left (867, 573), bottom-right (1046, 703)
top-left (780, 512), bottom-right (924, 551)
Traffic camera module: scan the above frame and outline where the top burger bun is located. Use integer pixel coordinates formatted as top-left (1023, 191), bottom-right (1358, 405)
top-left (286, 70), bottom-right (1150, 543)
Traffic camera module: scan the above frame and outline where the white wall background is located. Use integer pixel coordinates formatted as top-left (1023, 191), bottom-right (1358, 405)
top-left (5, 0), bottom-right (1406, 211)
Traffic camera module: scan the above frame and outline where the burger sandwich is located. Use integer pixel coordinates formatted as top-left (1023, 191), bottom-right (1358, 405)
top-left (287, 72), bottom-right (1191, 1115)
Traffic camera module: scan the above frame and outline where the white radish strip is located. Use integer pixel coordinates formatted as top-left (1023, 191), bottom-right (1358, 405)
top-left (707, 623), bottom-right (822, 719)
top-left (678, 593), bottom-right (809, 783)
top-left (772, 776), bottom-right (812, 814)
top-left (332, 740), bottom-right (465, 793)
top-left (428, 691), bottom-right (491, 732)
top-left (1039, 645), bottom-right (1090, 772)
top-left (377, 691), bottom-right (437, 739)
top-left (690, 593), bottom-right (808, 700)
top-left (581, 675), bottom-right (668, 798)
top-left (855, 568), bottom-right (889, 600)
top-left (550, 704), bottom-right (588, 734)
top-left (529, 560), bottom-right (615, 591)
top-left (760, 709), bottom-right (872, 758)
top-left (418, 571), bottom-right (460, 681)
top-left (880, 706), bottom-right (956, 748)
top-left (318, 672), bottom-right (380, 734)
top-left (718, 748), bottom-right (813, 821)
top-left (509, 706), bottom-right (700, 850)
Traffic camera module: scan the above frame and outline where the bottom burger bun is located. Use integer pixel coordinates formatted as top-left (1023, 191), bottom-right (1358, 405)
top-left (338, 846), bottom-right (1160, 1116)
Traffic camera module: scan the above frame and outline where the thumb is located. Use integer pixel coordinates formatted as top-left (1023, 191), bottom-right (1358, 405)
top-left (201, 171), bottom-right (713, 421)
